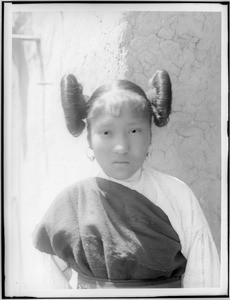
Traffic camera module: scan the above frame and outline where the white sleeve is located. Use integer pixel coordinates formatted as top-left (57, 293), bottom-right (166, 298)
top-left (178, 185), bottom-right (220, 288)
top-left (182, 225), bottom-right (220, 288)
top-left (33, 252), bottom-right (72, 290)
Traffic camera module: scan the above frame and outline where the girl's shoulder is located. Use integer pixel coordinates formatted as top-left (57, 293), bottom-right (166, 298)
top-left (63, 176), bottom-right (96, 190)
top-left (147, 168), bottom-right (198, 207)
top-left (150, 168), bottom-right (192, 192)
top-left (147, 169), bottom-right (206, 229)
top-left (52, 177), bottom-right (98, 204)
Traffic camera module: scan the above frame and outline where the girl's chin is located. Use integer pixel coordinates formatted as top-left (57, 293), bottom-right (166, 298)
top-left (104, 168), bottom-right (139, 181)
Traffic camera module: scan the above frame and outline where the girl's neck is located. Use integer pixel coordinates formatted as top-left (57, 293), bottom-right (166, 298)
top-left (98, 167), bottom-right (143, 184)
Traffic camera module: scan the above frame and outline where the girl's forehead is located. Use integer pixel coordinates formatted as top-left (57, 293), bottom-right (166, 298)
top-left (91, 106), bottom-right (149, 128)
top-left (88, 90), bottom-right (150, 120)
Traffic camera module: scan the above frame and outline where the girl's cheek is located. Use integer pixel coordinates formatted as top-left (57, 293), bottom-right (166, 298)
top-left (90, 136), bottom-right (100, 149)
top-left (91, 134), bottom-right (108, 150)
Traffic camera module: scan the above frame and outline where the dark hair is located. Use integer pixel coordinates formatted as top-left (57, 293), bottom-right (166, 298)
top-left (146, 70), bottom-right (172, 127)
top-left (88, 80), bottom-right (148, 104)
top-left (60, 74), bottom-right (87, 137)
top-left (86, 80), bottom-right (152, 124)
top-left (60, 70), bottom-right (172, 136)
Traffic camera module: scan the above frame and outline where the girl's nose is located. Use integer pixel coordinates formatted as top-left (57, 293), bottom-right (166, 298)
top-left (113, 135), bottom-right (130, 154)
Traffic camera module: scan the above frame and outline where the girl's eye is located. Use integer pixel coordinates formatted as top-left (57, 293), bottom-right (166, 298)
top-left (101, 130), bottom-right (112, 136)
top-left (130, 129), bottom-right (141, 134)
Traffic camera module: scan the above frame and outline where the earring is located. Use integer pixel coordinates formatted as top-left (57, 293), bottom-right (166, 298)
top-left (147, 144), bottom-right (153, 157)
top-left (86, 147), bottom-right (95, 161)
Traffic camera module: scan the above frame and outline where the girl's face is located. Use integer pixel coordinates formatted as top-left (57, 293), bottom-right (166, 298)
top-left (89, 105), bottom-right (151, 180)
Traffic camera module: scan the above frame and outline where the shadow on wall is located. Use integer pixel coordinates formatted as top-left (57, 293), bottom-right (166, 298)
top-left (12, 39), bottom-right (29, 157)
top-left (9, 15), bottom-right (53, 293)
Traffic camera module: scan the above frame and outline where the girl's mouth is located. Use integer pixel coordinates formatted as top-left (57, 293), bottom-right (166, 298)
top-left (112, 161), bottom-right (130, 164)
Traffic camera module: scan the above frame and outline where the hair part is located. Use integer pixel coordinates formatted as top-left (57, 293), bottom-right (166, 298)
top-left (87, 81), bottom-right (152, 123)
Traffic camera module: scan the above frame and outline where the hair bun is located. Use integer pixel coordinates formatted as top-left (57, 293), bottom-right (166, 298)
top-left (60, 74), bottom-right (87, 137)
top-left (147, 69), bottom-right (172, 127)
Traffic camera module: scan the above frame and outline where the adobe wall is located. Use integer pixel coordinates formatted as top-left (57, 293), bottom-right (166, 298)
top-left (122, 11), bottom-right (221, 251)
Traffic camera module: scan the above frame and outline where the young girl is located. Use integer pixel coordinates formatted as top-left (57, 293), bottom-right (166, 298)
top-left (33, 70), bottom-right (220, 289)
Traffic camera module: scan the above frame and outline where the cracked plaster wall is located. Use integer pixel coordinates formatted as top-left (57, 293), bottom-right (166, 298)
top-left (122, 11), bottom-right (221, 252)
top-left (12, 10), bottom-right (221, 270)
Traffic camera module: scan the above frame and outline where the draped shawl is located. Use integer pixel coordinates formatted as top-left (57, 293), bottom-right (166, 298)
top-left (33, 177), bottom-right (187, 287)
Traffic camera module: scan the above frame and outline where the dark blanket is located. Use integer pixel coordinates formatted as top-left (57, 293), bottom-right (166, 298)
top-left (33, 177), bottom-right (187, 283)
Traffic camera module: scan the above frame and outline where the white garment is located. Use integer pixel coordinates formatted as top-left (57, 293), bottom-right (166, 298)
top-left (37, 164), bottom-right (220, 289)
top-left (97, 163), bottom-right (220, 288)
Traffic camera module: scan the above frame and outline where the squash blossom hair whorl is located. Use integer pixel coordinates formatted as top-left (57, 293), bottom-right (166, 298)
top-left (147, 69), bottom-right (172, 127)
top-left (60, 74), bottom-right (87, 137)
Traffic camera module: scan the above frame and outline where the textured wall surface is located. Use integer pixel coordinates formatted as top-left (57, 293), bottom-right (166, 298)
top-left (10, 10), bottom-right (221, 293)
top-left (122, 11), bottom-right (221, 251)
